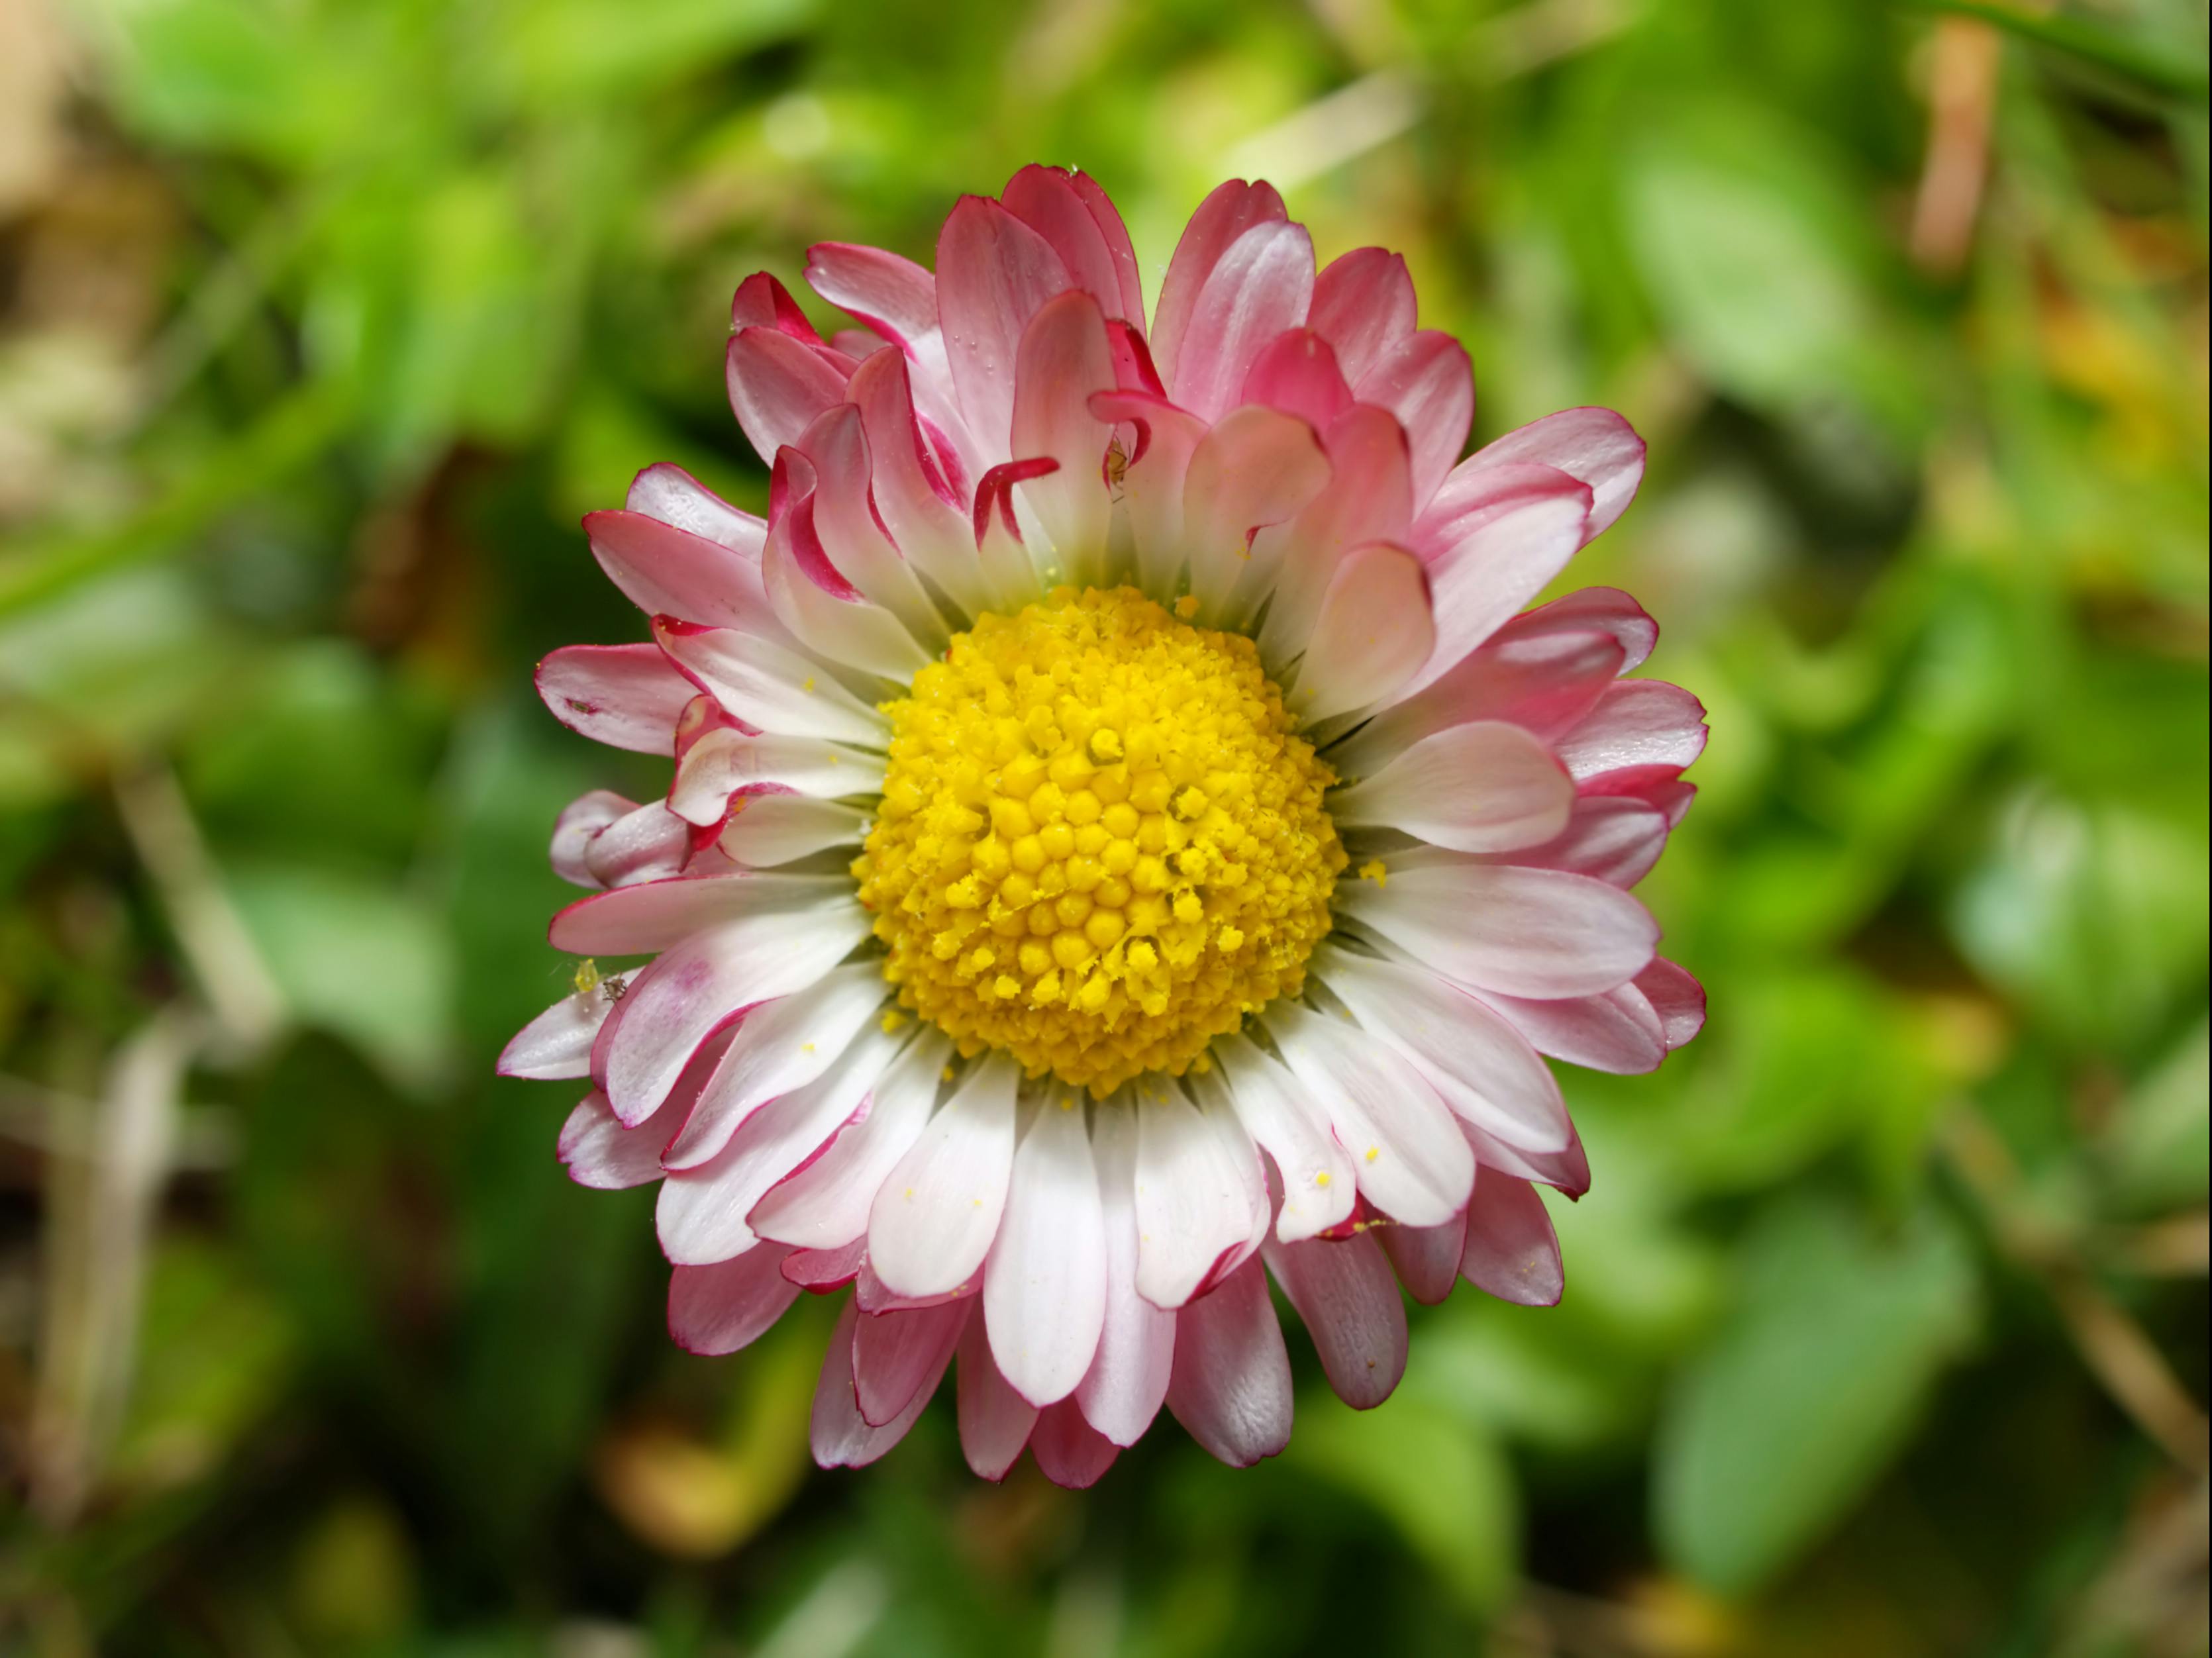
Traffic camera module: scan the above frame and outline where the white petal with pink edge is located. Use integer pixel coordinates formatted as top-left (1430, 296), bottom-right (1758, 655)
top-left (625, 463), bottom-right (766, 554)
top-left (653, 618), bottom-right (889, 747)
top-left (499, 990), bottom-right (611, 1080)
top-left (1009, 291), bottom-right (1117, 588)
top-left (750, 1027), bottom-right (951, 1249)
top-left (1462, 407), bottom-right (1646, 540)
top-left (536, 644), bottom-right (696, 755)
top-left (1331, 720), bottom-right (1573, 853)
top-left (1151, 179), bottom-right (1286, 396)
top-left (866, 1051), bottom-right (1021, 1299)
top-left (1336, 861), bottom-right (1658, 1000)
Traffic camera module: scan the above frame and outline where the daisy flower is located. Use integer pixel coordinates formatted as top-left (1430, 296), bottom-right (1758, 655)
top-left (503, 168), bottom-right (1707, 1487)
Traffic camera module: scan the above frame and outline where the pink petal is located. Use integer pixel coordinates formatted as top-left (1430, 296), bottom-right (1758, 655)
top-left (1030, 1398), bottom-right (1120, 1488)
top-left (1399, 463), bottom-right (1593, 701)
top-left (751, 1030), bottom-right (951, 1249)
top-left (660, 963), bottom-right (889, 1175)
top-left (1337, 861), bottom-right (1658, 1000)
top-left (970, 457), bottom-right (1055, 610)
top-left (762, 491), bottom-right (932, 682)
top-left (583, 801), bottom-right (691, 889)
top-left (789, 403), bottom-right (948, 651)
top-left (1501, 795), bottom-right (1671, 887)
top-left (782, 1236), bottom-right (866, 1291)
top-left (1074, 1107), bottom-right (1176, 1445)
top-left (1262, 1230), bottom-right (1407, 1410)
top-left (1354, 330), bottom-right (1472, 511)
top-left (1465, 407), bottom-right (1645, 541)
top-left (1088, 389), bottom-right (1209, 595)
top-left (1463, 1118), bottom-right (1592, 1200)
top-left (588, 899), bottom-right (871, 1124)
top-left (984, 1098), bottom-right (1108, 1407)
top-left (1524, 585), bottom-right (1657, 671)
top-left (1239, 328), bottom-right (1353, 430)
top-left (1248, 404), bottom-right (1413, 649)
top-left (867, 1053), bottom-right (1020, 1298)
top-left (1182, 405), bottom-right (1330, 618)
top-left (935, 195), bottom-right (1072, 462)
top-left (548, 870), bottom-right (854, 956)
top-left (805, 242), bottom-right (936, 348)
top-left (1307, 247), bottom-right (1417, 388)
top-left (1637, 958), bottom-right (1707, 1050)
top-left (1478, 981), bottom-right (1668, 1075)
top-left (536, 644), bottom-right (695, 754)
top-left (1554, 680), bottom-right (1709, 784)
top-left (1009, 289), bottom-right (1117, 583)
top-left (550, 789), bottom-right (633, 888)
top-left (729, 271), bottom-right (823, 343)
top-left (625, 463), bottom-right (766, 555)
top-left (1313, 946), bottom-right (1573, 1154)
top-left (655, 1019), bottom-right (903, 1261)
top-left (557, 1088), bottom-right (674, 1189)
top-left (500, 989), bottom-right (611, 1080)
top-left (1170, 220), bottom-right (1316, 422)
top-left (852, 1297), bottom-right (970, 1426)
top-left (1151, 180), bottom-right (1288, 400)
top-left (846, 350), bottom-right (993, 618)
top-left (957, 1308), bottom-right (1038, 1479)
top-left (1263, 1003), bottom-right (1474, 1227)
top-left (1134, 1086), bottom-right (1264, 1310)
top-left (1209, 1032), bottom-right (1356, 1243)
top-left (725, 325), bottom-right (849, 466)
top-left (811, 1298), bottom-right (946, 1469)
top-left (1002, 164), bottom-right (1142, 324)
top-left (653, 617), bottom-right (888, 746)
top-left (668, 1244), bottom-right (801, 1355)
top-left (1459, 1173), bottom-right (1562, 1306)
top-left (1288, 541), bottom-right (1436, 723)
top-left (1164, 1259), bottom-right (1293, 1467)
top-left (1331, 720), bottom-right (1572, 853)
top-left (1380, 1210), bottom-right (1468, 1306)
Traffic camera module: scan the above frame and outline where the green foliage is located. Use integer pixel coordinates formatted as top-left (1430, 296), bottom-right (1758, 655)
top-left (0, 0), bottom-right (2204, 1651)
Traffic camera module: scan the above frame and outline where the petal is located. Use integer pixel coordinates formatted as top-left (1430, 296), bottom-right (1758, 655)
top-left (1003, 164), bottom-right (1142, 324)
top-left (1465, 407), bottom-right (1645, 541)
top-left (584, 509), bottom-right (780, 636)
top-left (717, 795), bottom-right (871, 867)
top-left (550, 789), bottom-right (633, 888)
top-left (654, 618), bottom-right (889, 746)
top-left (846, 350), bottom-right (993, 618)
top-left (935, 195), bottom-right (1072, 462)
top-left (1209, 1031), bottom-right (1356, 1243)
top-left (729, 271), bottom-right (824, 343)
top-left (590, 898), bottom-right (872, 1124)
top-left (970, 458), bottom-right (1055, 611)
top-left (625, 463), bottom-right (768, 555)
top-left (1134, 1085), bottom-right (1264, 1310)
top-left (548, 871), bottom-right (855, 955)
top-left (1502, 795), bottom-right (1671, 887)
top-left (583, 801), bottom-right (691, 889)
top-left (1286, 541), bottom-right (1435, 723)
top-left (1336, 861), bottom-right (1658, 1000)
top-left (805, 242), bottom-right (936, 347)
top-left (852, 1298), bottom-right (970, 1427)
top-left (1030, 1398), bottom-right (1121, 1489)
top-left (1380, 1210), bottom-right (1467, 1306)
top-left (660, 962), bottom-right (891, 1174)
top-left (1313, 945), bottom-right (1573, 1153)
top-left (1353, 330), bottom-right (1472, 510)
top-left (1478, 981), bottom-right (1668, 1075)
top-left (1248, 404), bottom-right (1413, 650)
top-left (1262, 1230), bottom-right (1407, 1410)
top-left (751, 1028), bottom-right (952, 1249)
top-left (1009, 289), bottom-right (1117, 585)
top-left (1239, 328), bottom-right (1353, 430)
top-left (811, 1298), bottom-right (946, 1469)
top-left (1555, 680), bottom-right (1709, 784)
top-left (499, 988), bottom-right (611, 1079)
top-left (781, 1236), bottom-right (866, 1291)
top-left (1088, 389), bottom-right (1208, 596)
top-left (1459, 1173), bottom-right (1562, 1306)
top-left (1399, 463), bottom-right (1593, 701)
top-left (1075, 1106), bottom-right (1177, 1445)
top-left (668, 728), bottom-right (879, 827)
top-left (1263, 1002), bottom-right (1475, 1227)
top-left (536, 644), bottom-right (695, 754)
top-left (1330, 720), bottom-right (1573, 852)
top-left (725, 324), bottom-right (849, 466)
top-left (1307, 246), bottom-right (1417, 388)
top-left (762, 491), bottom-right (932, 681)
top-left (867, 1052), bottom-right (1021, 1299)
top-left (655, 1018), bottom-right (905, 1261)
top-left (1182, 405), bottom-right (1330, 620)
top-left (1152, 179), bottom-right (1287, 391)
top-left (983, 1097), bottom-right (1108, 1407)
top-left (789, 403), bottom-right (949, 652)
top-left (667, 1244), bottom-right (801, 1355)
top-left (1170, 220), bottom-right (1316, 422)
top-left (1462, 1118), bottom-right (1592, 1200)
top-left (1164, 1259), bottom-right (1293, 1467)
top-left (557, 1088), bottom-right (672, 1189)
top-left (1638, 957), bottom-right (1707, 1049)
top-left (957, 1307), bottom-right (1040, 1479)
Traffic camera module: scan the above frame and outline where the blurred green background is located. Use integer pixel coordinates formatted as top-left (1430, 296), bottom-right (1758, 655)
top-left (0, 0), bottom-right (2205, 1651)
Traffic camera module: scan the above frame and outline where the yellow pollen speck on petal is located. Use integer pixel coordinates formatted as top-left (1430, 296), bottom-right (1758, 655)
top-left (1365, 1146), bottom-right (1380, 1163)
top-left (803, 676), bottom-right (816, 692)
top-left (802, 1042), bottom-right (816, 1053)
top-left (1358, 859), bottom-right (1388, 887)
top-left (852, 585), bottom-right (1345, 1095)
top-left (1314, 1171), bottom-right (1331, 1187)
top-left (880, 1010), bottom-right (910, 1034)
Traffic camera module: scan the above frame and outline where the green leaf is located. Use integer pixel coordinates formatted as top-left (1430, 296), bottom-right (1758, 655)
top-left (1654, 1199), bottom-right (1980, 1596)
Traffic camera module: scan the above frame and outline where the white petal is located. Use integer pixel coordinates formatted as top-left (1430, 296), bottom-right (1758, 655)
top-left (867, 1051), bottom-right (1021, 1298)
top-left (1208, 1032), bottom-right (1356, 1242)
top-left (668, 728), bottom-right (879, 826)
top-left (750, 1028), bottom-right (951, 1248)
top-left (717, 795), bottom-right (872, 867)
top-left (497, 989), bottom-right (611, 1080)
top-left (548, 871), bottom-right (855, 955)
top-left (1334, 861), bottom-right (1658, 999)
top-left (1132, 1084), bottom-right (1263, 1310)
top-left (654, 618), bottom-right (887, 746)
top-left (1074, 1104), bottom-right (1176, 1445)
top-left (984, 1095), bottom-right (1108, 1407)
top-left (1331, 720), bottom-right (1574, 853)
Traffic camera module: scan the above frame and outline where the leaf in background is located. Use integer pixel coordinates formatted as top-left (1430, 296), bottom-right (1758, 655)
top-left (1653, 1199), bottom-right (1979, 1596)
top-left (1286, 1392), bottom-right (1519, 1615)
top-left (2102, 1018), bottom-right (2211, 1217)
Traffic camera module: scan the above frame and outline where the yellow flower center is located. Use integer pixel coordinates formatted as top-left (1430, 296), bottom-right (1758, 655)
top-left (854, 586), bottom-right (1346, 1095)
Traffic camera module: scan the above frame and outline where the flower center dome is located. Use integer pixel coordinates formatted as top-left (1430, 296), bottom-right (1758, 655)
top-left (854, 586), bottom-right (1346, 1095)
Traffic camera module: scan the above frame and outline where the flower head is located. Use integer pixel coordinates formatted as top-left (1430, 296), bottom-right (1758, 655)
top-left (505, 168), bottom-right (1707, 1485)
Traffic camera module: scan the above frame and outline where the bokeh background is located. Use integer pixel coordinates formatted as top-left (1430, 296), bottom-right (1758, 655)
top-left (1, 0), bottom-right (2206, 1651)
